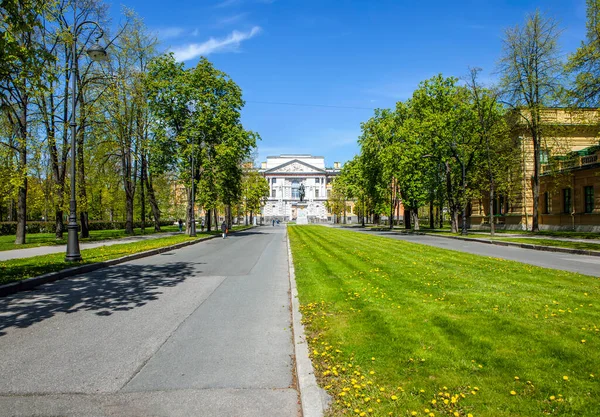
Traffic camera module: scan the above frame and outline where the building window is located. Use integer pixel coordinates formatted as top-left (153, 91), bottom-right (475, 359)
top-left (327, 189), bottom-right (331, 198)
top-left (563, 188), bottom-right (571, 214)
top-left (543, 192), bottom-right (549, 214)
top-left (315, 178), bottom-right (320, 184)
top-left (291, 180), bottom-right (300, 199)
top-left (272, 189), bottom-right (276, 198)
top-left (272, 178), bottom-right (276, 184)
top-left (315, 189), bottom-right (319, 198)
top-left (539, 149), bottom-right (549, 164)
top-left (584, 186), bottom-right (594, 213)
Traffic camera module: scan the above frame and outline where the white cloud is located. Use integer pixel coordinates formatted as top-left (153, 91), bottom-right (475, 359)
top-left (217, 13), bottom-right (247, 26)
top-left (172, 26), bottom-right (262, 61)
top-left (214, 0), bottom-right (242, 8)
top-left (157, 27), bottom-right (186, 40)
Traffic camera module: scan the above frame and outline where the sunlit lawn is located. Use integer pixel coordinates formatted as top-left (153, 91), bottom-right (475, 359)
top-left (0, 225), bottom-right (181, 252)
top-left (289, 225), bottom-right (600, 417)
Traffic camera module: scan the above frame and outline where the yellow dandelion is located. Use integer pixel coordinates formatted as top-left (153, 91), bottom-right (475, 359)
top-left (391, 395), bottom-right (398, 400)
top-left (550, 395), bottom-right (556, 400)
top-left (563, 376), bottom-right (569, 381)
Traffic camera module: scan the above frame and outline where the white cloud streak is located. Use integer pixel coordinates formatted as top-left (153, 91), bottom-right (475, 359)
top-left (157, 27), bottom-right (186, 40)
top-left (172, 26), bottom-right (262, 61)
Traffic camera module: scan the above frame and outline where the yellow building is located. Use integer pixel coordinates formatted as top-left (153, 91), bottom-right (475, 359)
top-left (470, 108), bottom-right (600, 231)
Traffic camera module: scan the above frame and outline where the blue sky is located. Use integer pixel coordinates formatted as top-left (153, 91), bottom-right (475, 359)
top-left (109, 0), bottom-right (588, 167)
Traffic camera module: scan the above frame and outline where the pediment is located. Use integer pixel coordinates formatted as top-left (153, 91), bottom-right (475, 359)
top-left (265, 159), bottom-right (326, 174)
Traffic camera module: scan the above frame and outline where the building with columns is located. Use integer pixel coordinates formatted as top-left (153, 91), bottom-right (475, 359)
top-left (259, 155), bottom-right (342, 222)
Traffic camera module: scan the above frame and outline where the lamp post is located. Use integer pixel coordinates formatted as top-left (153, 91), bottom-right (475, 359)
top-left (189, 131), bottom-right (205, 237)
top-left (65, 0), bottom-right (108, 262)
top-left (190, 142), bottom-right (196, 237)
top-left (461, 159), bottom-right (467, 236)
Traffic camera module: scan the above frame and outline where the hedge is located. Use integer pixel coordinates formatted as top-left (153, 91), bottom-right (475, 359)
top-left (0, 220), bottom-right (174, 236)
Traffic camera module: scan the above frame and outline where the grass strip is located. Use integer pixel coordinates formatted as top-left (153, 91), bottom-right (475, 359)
top-left (0, 225), bottom-right (182, 252)
top-left (0, 225), bottom-right (252, 286)
top-left (288, 225), bottom-right (600, 417)
top-left (491, 237), bottom-right (600, 252)
top-left (429, 233), bottom-right (600, 252)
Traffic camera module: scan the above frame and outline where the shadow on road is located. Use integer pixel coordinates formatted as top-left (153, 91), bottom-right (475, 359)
top-left (0, 261), bottom-right (197, 336)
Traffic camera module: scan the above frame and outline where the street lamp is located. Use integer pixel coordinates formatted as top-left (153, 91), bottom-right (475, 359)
top-left (65, 0), bottom-right (107, 262)
top-left (189, 131), bottom-right (205, 237)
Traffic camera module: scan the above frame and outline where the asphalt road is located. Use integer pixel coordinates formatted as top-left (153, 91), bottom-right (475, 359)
top-left (0, 227), bottom-right (299, 417)
top-left (354, 229), bottom-right (600, 277)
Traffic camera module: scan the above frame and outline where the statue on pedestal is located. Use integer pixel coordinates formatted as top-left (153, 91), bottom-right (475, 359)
top-left (299, 183), bottom-right (305, 202)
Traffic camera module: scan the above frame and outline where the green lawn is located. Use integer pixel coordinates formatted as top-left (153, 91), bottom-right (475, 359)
top-left (0, 225), bottom-right (252, 286)
top-left (289, 226), bottom-right (600, 417)
top-left (428, 233), bottom-right (600, 252)
top-left (492, 237), bottom-right (600, 252)
top-left (0, 225), bottom-right (181, 252)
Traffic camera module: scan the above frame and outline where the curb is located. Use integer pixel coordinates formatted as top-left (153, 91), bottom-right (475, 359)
top-left (286, 229), bottom-right (330, 417)
top-left (426, 233), bottom-right (600, 257)
top-left (0, 228), bottom-right (252, 298)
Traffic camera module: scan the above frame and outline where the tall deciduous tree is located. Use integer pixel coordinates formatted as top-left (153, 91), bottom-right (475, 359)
top-left (566, 0), bottom-right (600, 106)
top-left (499, 10), bottom-right (564, 232)
top-left (0, 0), bottom-right (51, 244)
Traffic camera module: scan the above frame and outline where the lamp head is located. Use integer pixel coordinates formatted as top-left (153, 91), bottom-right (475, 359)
top-left (86, 41), bottom-right (108, 62)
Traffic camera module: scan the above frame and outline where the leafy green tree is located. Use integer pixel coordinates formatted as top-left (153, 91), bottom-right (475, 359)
top-left (466, 68), bottom-right (515, 236)
top-left (566, 0), bottom-right (600, 106)
top-left (411, 75), bottom-right (479, 233)
top-left (0, 0), bottom-right (52, 243)
top-left (241, 169), bottom-right (269, 225)
top-left (499, 10), bottom-right (564, 232)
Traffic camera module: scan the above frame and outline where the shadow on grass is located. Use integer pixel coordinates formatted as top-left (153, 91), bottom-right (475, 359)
top-left (0, 261), bottom-right (197, 336)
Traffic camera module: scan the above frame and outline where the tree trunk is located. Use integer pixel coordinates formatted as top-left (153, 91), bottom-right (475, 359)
top-left (144, 170), bottom-right (160, 232)
top-left (451, 211), bottom-right (459, 233)
top-left (16, 144), bottom-right (27, 245)
top-left (389, 185), bottom-right (394, 230)
top-left (411, 209), bottom-right (420, 231)
top-left (489, 186), bottom-right (495, 237)
top-left (206, 210), bottom-right (211, 232)
top-left (429, 199), bottom-right (434, 229)
top-left (140, 163), bottom-right (146, 234)
top-left (531, 133), bottom-right (540, 232)
top-left (404, 209), bottom-right (411, 229)
top-left (15, 107), bottom-right (28, 245)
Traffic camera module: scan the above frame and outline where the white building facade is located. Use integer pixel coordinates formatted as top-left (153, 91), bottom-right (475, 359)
top-left (259, 155), bottom-right (340, 222)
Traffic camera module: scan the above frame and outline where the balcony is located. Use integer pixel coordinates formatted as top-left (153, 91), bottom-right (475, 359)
top-left (541, 149), bottom-right (600, 174)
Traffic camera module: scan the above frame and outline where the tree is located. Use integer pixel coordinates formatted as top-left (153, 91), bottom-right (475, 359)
top-left (566, 0), bottom-right (600, 106)
top-left (103, 9), bottom-right (156, 234)
top-left (466, 68), bottom-right (513, 236)
top-left (411, 75), bottom-right (479, 233)
top-left (499, 10), bottom-right (564, 232)
top-left (241, 169), bottom-right (269, 225)
top-left (0, 0), bottom-right (52, 244)
top-left (325, 179), bottom-right (346, 223)
top-left (338, 156), bottom-right (368, 226)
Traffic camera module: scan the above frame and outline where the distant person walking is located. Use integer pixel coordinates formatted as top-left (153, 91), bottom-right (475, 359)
top-left (272, 219), bottom-right (275, 227)
top-left (221, 221), bottom-right (227, 239)
top-left (178, 219), bottom-right (183, 232)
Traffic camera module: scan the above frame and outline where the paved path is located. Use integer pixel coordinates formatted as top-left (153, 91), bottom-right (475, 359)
top-left (354, 229), bottom-right (600, 277)
top-left (0, 231), bottom-right (185, 262)
top-left (0, 227), bottom-right (299, 417)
